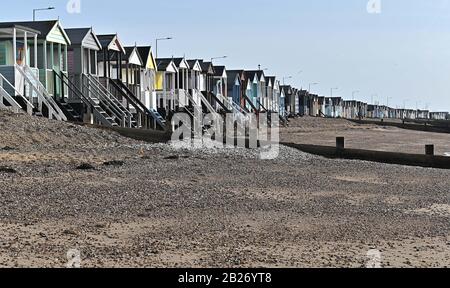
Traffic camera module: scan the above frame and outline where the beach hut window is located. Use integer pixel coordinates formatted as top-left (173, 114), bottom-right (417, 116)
top-left (0, 41), bottom-right (13, 66)
top-left (90, 50), bottom-right (96, 75)
top-left (46, 43), bottom-right (52, 69)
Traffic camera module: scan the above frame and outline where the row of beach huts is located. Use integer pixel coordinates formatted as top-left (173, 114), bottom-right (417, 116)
top-left (0, 20), bottom-right (448, 133)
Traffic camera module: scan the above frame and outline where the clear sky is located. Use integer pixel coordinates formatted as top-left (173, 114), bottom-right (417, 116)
top-left (3, 0), bottom-right (450, 111)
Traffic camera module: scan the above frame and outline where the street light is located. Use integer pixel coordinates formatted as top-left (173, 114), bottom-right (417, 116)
top-left (211, 56), bottom-right (227, 63)
top-left (331, 87), bottom-right (338, 97)
top-left (352, 90), bottom-right (360, 100)
top-left (386, 96), bottom-right (393, 107)
top-left (155, 37), bottom-right (173, 59)
top-left (296, 70), bottom-right (303, 87)
top-left (33, 7), bottom-right (55, 21)
top-left (403, 99), bottom-right (410, 109)
top-left (282, 76), bottom-right (292, 85)
top-left (257, 64), bottom-right (269, 71)
top-left (416, 101), bottom-right (422, 110)
top-left (309, 82), bottom-right (319, 93)
top-left (371, 94), bottom-right (378, 105)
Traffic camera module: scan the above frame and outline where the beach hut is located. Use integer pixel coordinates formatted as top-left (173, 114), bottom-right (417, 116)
top-left (97, 34), bottom-right (126, 81)
top-left (245, 70), bottom-right (265, 112)
top-left (265, 76), bottom-right (274, 112)
top-left (62, 27), bottom-right (102, 122)
top-left (212, 65), bottom-right (230, 112)
top-left (280, 85), bottom-right (293, 116)
top-left (430, 112), bottom-right (448, 120)
top-left (309, 94), bottom-right (319, 117)
top-left (155, 58), bottom-right (178, 118)
top-left (194, 60), bottom-right (218, 115)
top-left (227, 70), bottom-right (242, 107)
top-left (318, 96), bottom-right (325, 117)
top-left (0, 21), bottom-right (67, 120)
top-left (272, 78), bottom-right (281, 114)
top-left (186, 59), bottom-right (203, 109)
top-left (416, 110), bottom-right (429, 120)
top-left (137, 46), bottom-right (157, 110)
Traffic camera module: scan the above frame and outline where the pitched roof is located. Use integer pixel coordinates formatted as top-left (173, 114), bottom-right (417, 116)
top-left (137, 46), bottom-right (151, 64)
top-left (1, 20), bottom-right (55, 37)
top-left (265, 76), bottom-right (276, 84)
top-left (214, 66), bottom-right (226, 77)
top-left (187, 59), bottom-right (198, 67)
top-left (280, 85), bottom-right (293, 94)
top-left (226, 70), bottom-right (241, 87)
top-left (65, 27), bottom-right (101, 49)
top-left (245, 70), bottom-right (265, 81)
top-left (97, 34), bottom-right (126, 54)
top-left (0, 20), bottom-right (70, 44)
top-left (155, 58), bottom-right (177, 71)
top-left (65, 28), bottom-right (90, 45)
top-left (124, 46), bottom-right (135, 56)
top-left (0, 23), bottom-right (40, 35)
top-left (199, 60), bottom-right (214, 74)
top-left (186, 59), bottom-right (203, 72)
top-left (172, 58), bottom-right (185, 67)
top-left (157, 57), bottom-right (189, 69)
top-left (97, 34), bottom-right (115, 47)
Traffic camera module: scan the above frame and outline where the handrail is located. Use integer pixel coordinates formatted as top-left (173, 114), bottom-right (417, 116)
top-left (17, 64), bottom-right (67, 121)
top-left (56, 72), bottom-right (93, 106)
top-left (185, 90), bottom-right (204, 116)
top-left (243, 93), bottom-right (258, 112)
top-left (257, 99), bottom-right (268, 112)
top-left (0, 86), bottom-right (21, 113)
top-left (109, 79), bottom-right (149, 115)
top-left (210, 92), bottom-right (232, 113)
top-left (87, 75), bottom-right (133, 119)
top-left (56, 72), bottom-right (118, 127)
top-left (14, 65), bottom-right (62, 120)
top-left (82, 74), bottom-right (132, 125)
top-left (200, 91), bottom-right (219, 115)
top-left (110, 79), bottom-right (166, 130)
top-left (0, 73), bottom-right (34, 114)
top-left (216, 92), bottom-right (247, 118)
top-left (80, 76), bottom-right (128, 127)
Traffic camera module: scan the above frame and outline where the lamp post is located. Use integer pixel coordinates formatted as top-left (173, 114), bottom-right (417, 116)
top-left (211, 56), bottom-right (227, 63)
top-left (282, 76), bottom-right (292, 85)
top-left (403, 99), bottom-right (410, 109)
top-left (352, 90), bottom-right (360, 101)
top-left (296, 70), bottom-right (303, 87)
top-left (309, 82), bottom-right (319, 93)
top-left (331, 87), bottom-right (338, 97)
top-left (33, 7), bottom-right (55, 21)
top-left (386, 96), bottom-right (392, 107)
top-left (371, 94), bottom-right (378, 105)
top-left (155, 37), bottom-right (173, 59)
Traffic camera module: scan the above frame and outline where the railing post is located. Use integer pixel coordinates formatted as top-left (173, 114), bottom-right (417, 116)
top-left (61, 72), bottom-right (65, 102)
top-left (336, 137), bottom-right (345, 151)
top-left (425, 145), bottom-right (434, 156)
top-left (53, 70), bottom-right (57, 101)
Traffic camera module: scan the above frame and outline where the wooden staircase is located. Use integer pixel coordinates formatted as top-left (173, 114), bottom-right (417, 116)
top-left (82, 74), bottom-right (134, 128)
top-left (108, 78), bottom-right (166, 131)
top-left (0, 73), bottom-right (33, 114)
top-left (0, 65), bottom-right (66, 120)
top-left (54, 71), bottom-right (120, 127)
